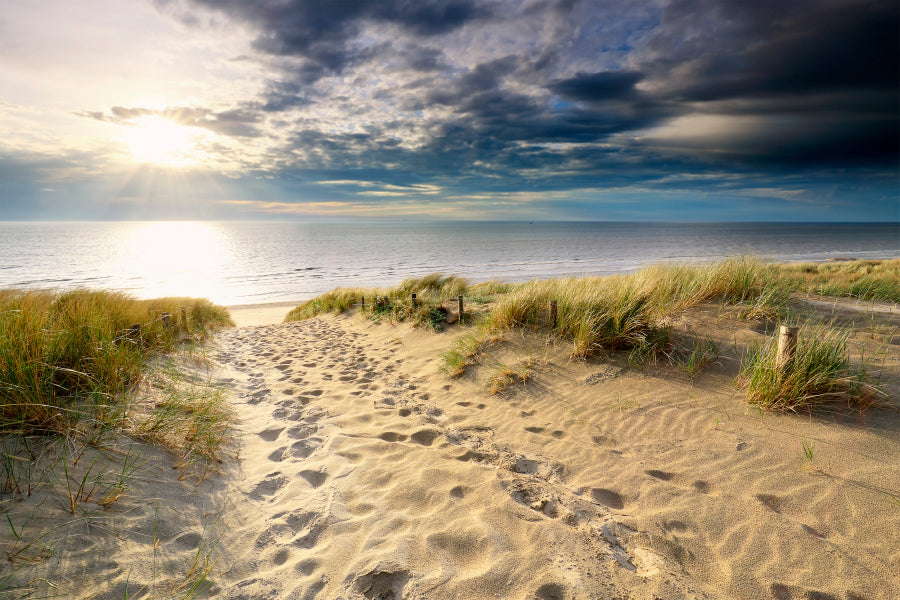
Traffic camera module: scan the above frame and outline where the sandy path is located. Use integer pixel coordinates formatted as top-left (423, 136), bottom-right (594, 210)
top-left (209, 316), bottom-right (717, 600)
top-left (201, 304), bottom-right (900, 600)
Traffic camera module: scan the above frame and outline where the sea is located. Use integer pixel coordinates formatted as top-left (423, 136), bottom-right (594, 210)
top-left (0, 221), bottom-right (897, 307)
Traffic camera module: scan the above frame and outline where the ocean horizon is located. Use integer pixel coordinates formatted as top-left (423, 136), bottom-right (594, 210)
top-left (1, 220), bottom-right (897, 307)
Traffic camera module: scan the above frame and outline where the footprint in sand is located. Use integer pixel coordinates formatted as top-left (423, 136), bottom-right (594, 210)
top-left (645, 469), bottom-right (675, 481)
top-left (410, 430), bottom-right (441, 446)
top-left (250, 472), bottom-right (287, 501)
top-left (268, 447), bottom-right (288, 462)
top-left (259, 427), bottom-right (285, 442)
top-left (287, 424), bottom-right (318, 439)
top-left (353, 569), bottom-right (410, 600)
top-left (535, 583), bottom-right (567, 600)
top-left (755, 493), bottom-right (782, 513)
top-left (271, 548), bottom-right (291, 566)
top-left (295, 558), bottom-right (319, 576)
top-left (298, 469), bottom-right (328, 488)
top-left (290, 441), bottom-right (316, 459)
top-left (379, 432), bottom-right (408, 442)
top-left (693, 480), bottom-right (711, 494)
top-left (590, 488), bottom-right (625, 510)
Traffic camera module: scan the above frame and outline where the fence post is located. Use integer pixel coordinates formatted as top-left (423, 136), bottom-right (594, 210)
top-left (361, 296), bottom-right (365, 311)
top-left (180, 307), bottom-right (187, 330)
top-left (411, 293), bottom-right (417, 306)
top-left (549, 300), bottom-right (558, 327)
top-left (161, 312), bottom-right (172, 328)
top-left (457, 295), bottom-right (464, 319)
top-left (777, 325), bottom-right (799, 371)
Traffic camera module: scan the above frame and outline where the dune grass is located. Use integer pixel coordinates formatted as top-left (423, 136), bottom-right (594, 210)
top-left (284, 274), bottom-right (515, 330)
top-left (739, 324), bottom-right (874, 412)
top-left (773, 259), bottom-right (900, 303)
top-left (290, 258), bottom-right (894, 409)
top-left (0, 289), bottom-right (233, 439)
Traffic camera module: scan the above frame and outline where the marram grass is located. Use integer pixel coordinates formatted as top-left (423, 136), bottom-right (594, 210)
top-left (290, 258), bottom-right (897, 403)
top-left (739, 325), bottom-right (871, 412)
top-left (285, 273), bottom-right (491, 328)
top-left (0, 289), bottom-right (232, 437)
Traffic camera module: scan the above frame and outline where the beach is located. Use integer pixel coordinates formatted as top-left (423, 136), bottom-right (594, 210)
top-left (3, 288), bottom-right (898, 600)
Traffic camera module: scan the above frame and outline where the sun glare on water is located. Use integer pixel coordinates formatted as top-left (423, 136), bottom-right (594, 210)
top-left (124, 116), bottom-right (201, 167)
top-left (124, 222), bottom-right (233, 302)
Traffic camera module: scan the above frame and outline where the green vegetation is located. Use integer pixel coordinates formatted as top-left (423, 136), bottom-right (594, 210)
top-left (774, 259), bottom-right (900, 303)
top-left (739, 324), bottom-right (873, 412)
top-left (0, 289), bottom-right (233, 438)
top-left (284, 273), bottom-right (516, 330)
top-left (291, 258), bottom-right (895, 410)
top-left (132, 357), bottom-right (235, 479)
top-left (0, 289), bottom-right (233, 598)
top-left (487, 358), bottom-right (535, 395)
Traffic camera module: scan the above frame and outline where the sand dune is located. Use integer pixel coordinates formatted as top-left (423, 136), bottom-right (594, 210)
top-left (206, 303), bottom-right (899, 599)
top-left (3, 300), bottom-right (897, 599)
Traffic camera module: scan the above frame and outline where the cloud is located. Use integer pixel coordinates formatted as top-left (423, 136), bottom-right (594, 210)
top-left (76, 105), bottom-right (264, 138)
top-left (2, 0), bottom-right (897, 220)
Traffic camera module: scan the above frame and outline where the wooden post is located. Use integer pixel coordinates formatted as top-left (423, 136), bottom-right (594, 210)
top-left (161, 312), bottom-right (172, 328)
top-left (777, 325), bottom-right (799, 371)
top-left (180, 307), bottom-right (187, 330)
top-left (411, 293), bottom-right (417, 306)
top-left (457, 295), bottom-right (464, 319)
top-left (549, 300), bottom-right (558, 327)
top-left (361, 296), bottom-right (365, 311)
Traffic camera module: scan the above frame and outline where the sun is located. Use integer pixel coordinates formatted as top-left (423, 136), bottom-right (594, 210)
top-left (124, 116), bottom-right (200, 167)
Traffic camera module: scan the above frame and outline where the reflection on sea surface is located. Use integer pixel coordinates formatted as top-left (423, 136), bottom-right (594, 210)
top-left (0, 221), bottom-right (896, 306)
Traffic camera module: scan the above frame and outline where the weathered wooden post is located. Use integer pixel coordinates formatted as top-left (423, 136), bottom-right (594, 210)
top-left (549, 300), bottom-right (558, 327)
top-left (411, 293), bottom-right (417, 306)
top-left (777, 325), bottom-right (799, 371)
top-left (361, 296), bottom-right (365, 311)
top-left (457, 295), bottom-right (464, 319)
top-left (161, 312), bottom-right (172, 328)
top-left (180, 307), bottom-right (187, 330)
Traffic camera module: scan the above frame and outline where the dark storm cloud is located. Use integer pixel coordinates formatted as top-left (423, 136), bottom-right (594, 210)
top-left (548, 71), bottom-right (644, 103)
top-left (637, 0), bottom-right (899, 166)
top-left (183, 0), bottom-right (492, 83)
top-left (146, 0), bottom-right (898, 217)
top-left (643, 0), bottom-right (898, 102)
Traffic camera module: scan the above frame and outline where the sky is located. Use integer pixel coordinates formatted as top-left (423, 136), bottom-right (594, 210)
top-left (0, 0), bottom-right (897, 221)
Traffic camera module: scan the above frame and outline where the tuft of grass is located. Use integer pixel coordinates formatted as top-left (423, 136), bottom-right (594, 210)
top-left (0, 289), bottom-right (232, 438)
top-left (395, 273), bottom-right (469, 299)
top-left (801, 440), bottom-right (815, 468)
top-left (739, 324), bottom-right (878, 412)
top-left (487, 359), bottom-right (534, 395)
top-left (284, 287), bottom-right (369, 321)
top-left (672, 335), bottom-right (720, 377)
top-left (131, 359), bottom-right (235, 480)
top-left (440, 320), bottom-right (503, 377)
